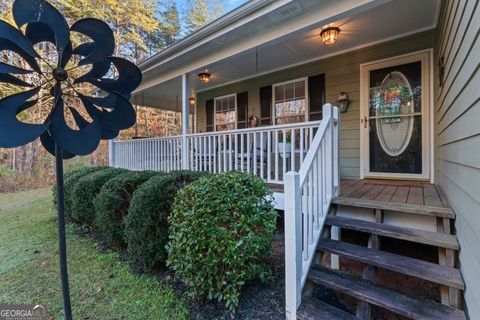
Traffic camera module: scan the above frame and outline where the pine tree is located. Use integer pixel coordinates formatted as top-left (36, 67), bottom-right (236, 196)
top-left (184, 0), bottom-right (224, 34)
top-left (160, 0), bottom-right (181, 47)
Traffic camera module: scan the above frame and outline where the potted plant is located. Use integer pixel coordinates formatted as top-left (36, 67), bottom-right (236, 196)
top-left (278, 129), bottom-right (292, 159)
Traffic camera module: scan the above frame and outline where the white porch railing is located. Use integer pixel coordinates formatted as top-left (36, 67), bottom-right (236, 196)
top-left (284, 104), bottom-right (339, 319)
top-left (112, 121), bottom-right (321, 183)
top-left (112, 135), bottom-right (183, 172)
top-left (186, 121), bottom-right (320, 183)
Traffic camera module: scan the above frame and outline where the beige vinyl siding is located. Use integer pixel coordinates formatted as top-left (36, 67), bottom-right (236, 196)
top-left (434, 0), bottom-right (480, 317)
top-left (196, 31), bottom-right (433, 178)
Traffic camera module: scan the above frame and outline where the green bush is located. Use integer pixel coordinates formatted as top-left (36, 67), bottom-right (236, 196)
top-left (93, 170), bottom-right (161, 247)
top-left (56, 166), bottom-right (107, 221)
top-left (71, 167), bottom-right (127, 226)
top-left (166, 171), bottom-right (277, 310)
top-left (125, 171), bottom-right (207, 271)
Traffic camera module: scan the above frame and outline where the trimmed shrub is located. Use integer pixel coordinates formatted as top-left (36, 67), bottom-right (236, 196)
top-left (93, 170), bottom-right (161, 247)
top-left (166, 171), bottom-right (277, 310)
top-left (58, 166), bottom-right (107, 221)
top-left (71, 167), bottom-right (127, 226)
top-left (125, 171), bottom-right (207, 271)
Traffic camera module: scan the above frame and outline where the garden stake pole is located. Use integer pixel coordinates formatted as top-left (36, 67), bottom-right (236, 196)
top-left (55, 143), bottom-right (73, 320)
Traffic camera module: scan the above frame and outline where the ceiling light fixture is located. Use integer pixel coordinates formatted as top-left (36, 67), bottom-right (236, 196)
top-left (198, 71), bottom-right (211, 84)
top-left (320, 27), bottom-right (340, 46)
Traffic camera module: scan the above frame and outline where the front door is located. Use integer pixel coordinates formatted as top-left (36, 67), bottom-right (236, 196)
top-left (360, 50), bottom-right (432, 180)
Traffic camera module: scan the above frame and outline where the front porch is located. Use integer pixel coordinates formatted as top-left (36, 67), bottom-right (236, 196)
top-left (106, 0), bottom-right (470, 318)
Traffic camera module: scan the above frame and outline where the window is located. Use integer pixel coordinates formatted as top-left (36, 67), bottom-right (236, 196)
top-left (214, 94), bottom-right (236, 131)
top-left (273, 78), bottom-right (307, 124)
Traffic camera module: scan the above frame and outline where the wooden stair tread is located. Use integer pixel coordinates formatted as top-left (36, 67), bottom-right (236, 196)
top-left (332, 197), bottom-right (455, 218)
top-left (308, 267), bottom-right (466, 320)
top-left (325, 216), bottom-right (459, 250)
top-left (297, 297), bottom-right (357, 320)
top-left (317, 239), bottom-right (464, 290)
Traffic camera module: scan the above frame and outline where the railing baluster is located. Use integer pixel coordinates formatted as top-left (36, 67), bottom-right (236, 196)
top-left (275, 130), bottom-right (279, 181)
top-left (260, 131), bottom-right (264, 179)
top-left (246, 133), bottom-right (251, 173)
top-left (229, 134), bottom-right (233, 171)
top-left (234, 133), bottom-right (238, 171)
top-left (291, 128), bottom-right (295, 173)
top-left (253, 132), bottom-right (257, 175)
top-left (267, 130), bottom-right (271, 181)
top-left (300, 128), bottom-right (304, 171)
top-left (223, 134), bottom-right (227, 172)
top-left (308, 169), bottom-right (313, 245)
top-left (240, 133), bottom-right (244, 172)
top-left (302, 178), bottom-right (308, 261)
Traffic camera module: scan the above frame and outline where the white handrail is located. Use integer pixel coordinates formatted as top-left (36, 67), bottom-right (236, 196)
top-left (284, 104), bottom-right (339, 319)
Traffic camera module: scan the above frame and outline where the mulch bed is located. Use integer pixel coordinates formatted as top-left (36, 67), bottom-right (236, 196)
top-left (76, 219), bottom-right (286, 320)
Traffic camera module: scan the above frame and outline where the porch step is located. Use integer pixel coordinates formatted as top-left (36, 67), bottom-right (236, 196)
top-left (297, 297), bottom-right (357, 320)
top-left (307, 266), bottom-right (466, 320)
top-left (325, 216), bottom-right (459, 250)
top-left (332, 196), bottom-right (455, 218)
top-left (317, 238), bottom-right (464, 290)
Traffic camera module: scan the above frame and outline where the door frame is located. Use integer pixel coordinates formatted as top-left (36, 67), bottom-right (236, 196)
top-left (359, 49), bottom-right (434, 182)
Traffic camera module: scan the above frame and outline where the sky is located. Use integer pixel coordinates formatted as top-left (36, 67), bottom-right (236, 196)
top-left (225, 0), bottom-right (248, 11)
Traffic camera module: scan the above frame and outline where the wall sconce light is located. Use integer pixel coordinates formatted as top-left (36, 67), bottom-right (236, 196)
top-left (337, 92), bottom-right (350, 113)
top-left (320, 27), bottom-right (340, 46)
top-left (198, 71), bottom-right (211, 84)
top-left (189, 97), bottom-right (195, 106)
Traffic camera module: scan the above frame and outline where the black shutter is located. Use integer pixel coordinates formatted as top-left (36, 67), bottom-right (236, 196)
top-left (260, 85), bottom-right (272, 125)
top-left (308, 74), bottom-right (325, 121)
top-left (236, 92), bottom-right (248, 129)
top-left (206, 99), bottom-right (214, 132)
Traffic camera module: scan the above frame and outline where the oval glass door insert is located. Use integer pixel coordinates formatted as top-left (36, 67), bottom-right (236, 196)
top-left (373, 71), bottom-right (414, 157)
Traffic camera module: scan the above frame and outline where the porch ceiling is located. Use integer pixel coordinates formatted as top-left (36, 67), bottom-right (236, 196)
top-left (135, 0), bottom-right (439, 110)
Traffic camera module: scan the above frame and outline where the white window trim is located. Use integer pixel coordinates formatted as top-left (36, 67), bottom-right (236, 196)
top-left (214, 93), bottom-right (237, 131)
top-left (272, 77), bottom-right (309, 125)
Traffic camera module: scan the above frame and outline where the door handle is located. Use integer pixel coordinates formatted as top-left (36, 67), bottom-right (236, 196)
top-left (361, 116), bottom-right (368, 128)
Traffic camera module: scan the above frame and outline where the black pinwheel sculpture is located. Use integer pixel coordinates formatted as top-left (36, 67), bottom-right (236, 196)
top-left (0, 1), bottom-right (141, 319)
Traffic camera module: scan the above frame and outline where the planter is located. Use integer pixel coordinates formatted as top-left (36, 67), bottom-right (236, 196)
top-left (278, 142), bottom-right (291, 159)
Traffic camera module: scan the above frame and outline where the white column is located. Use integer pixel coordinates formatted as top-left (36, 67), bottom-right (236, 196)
top-left (181, 73), bottom-right (190, 170)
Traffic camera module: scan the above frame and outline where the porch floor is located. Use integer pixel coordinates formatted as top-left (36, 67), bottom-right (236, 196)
top-left (269, 179), bottom-right (452, 210)
top-left (339, 179), bottom-right (451, 209)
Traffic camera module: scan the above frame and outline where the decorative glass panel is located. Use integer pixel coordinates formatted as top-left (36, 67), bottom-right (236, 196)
top-left (369, 62), bottom-right (422, 174)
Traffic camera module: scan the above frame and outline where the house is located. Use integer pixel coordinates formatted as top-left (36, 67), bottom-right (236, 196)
top-left (109, 0), bottom-right (479, 319)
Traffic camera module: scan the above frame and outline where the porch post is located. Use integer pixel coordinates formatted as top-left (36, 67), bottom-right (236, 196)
top-left (181, 73), bottom-right (190, 170)
top-left (285, 171), bottom-right (302, 319)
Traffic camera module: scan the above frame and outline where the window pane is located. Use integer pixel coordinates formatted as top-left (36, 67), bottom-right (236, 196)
top-left (215, 96), bottom-right (236, 131)
top-left (274, 79), bottom-right (306, 124)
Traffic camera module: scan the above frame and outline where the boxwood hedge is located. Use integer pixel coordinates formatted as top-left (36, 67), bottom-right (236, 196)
top-left (71, 167), bottom-right (127, 226)
top-left (125, 171), bottom-right (207, 271)
top-left (166, 171), bottom-right (277, 310)
top-left (57, 166), bottom-right (107, 222)
top-left (93, 170), bottom-right (161, 247)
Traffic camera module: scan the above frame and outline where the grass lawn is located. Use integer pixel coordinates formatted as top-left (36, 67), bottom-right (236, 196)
top-left (0, 188), bottom-right (189, 320)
